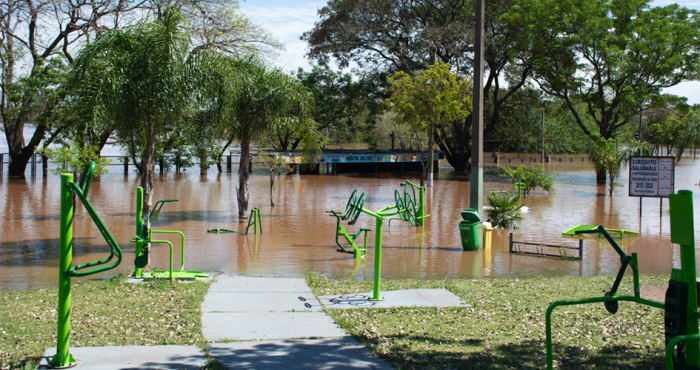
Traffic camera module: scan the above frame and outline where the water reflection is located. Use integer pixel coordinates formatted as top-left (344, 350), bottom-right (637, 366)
top-left (1, 158), bottom-right (699, 291)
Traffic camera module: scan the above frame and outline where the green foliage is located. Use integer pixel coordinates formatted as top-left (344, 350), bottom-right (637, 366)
top-left (646, 114), bottom-right (687, 153)
top-left (588, 135), bottom-right (653, 196)
top-left (385, 62), bottom-right (472, 134)
top-left (676, 110), bottom-right (700, 162)
top-left (35, 145), bottom-right (111, 178)
top-left (216, 55), bottom-right (321, 215)
top-left (385, 62), bottom-right (472, 184)
top-left (296, 62), bottom-right (382, 146)
top-left (256, 152), bottom-right (292, 206)
top-left (499, 165), bottom-right (558, 194)
top-left (367, 112), bottom-right (427, 150)
top-left (484, 191), bottom-right (524, 229)
top-left (505, 0), bottom-right (700, 139)
top-left (488, 91), bottom-right (592, 154)
top-left (71, 10), bottom-right (221, 213)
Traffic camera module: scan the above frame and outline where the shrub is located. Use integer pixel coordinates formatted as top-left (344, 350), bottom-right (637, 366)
top-left (499, 165), bottom-right (557, 194)
top-left (485, 191), bottom-right (524, 229)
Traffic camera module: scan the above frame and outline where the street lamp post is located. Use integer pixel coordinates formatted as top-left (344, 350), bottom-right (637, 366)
top-left (470, 0), bottom-right (484, 220)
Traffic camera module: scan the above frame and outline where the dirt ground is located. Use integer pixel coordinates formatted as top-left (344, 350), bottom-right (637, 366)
top-left (641, 285), bottom-right (667, 302)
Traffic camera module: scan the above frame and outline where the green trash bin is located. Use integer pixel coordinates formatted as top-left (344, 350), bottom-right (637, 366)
top-left (459, 208), bottom-right (481, 251)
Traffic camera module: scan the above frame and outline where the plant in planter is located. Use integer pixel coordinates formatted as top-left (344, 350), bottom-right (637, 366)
top-left (485, 191), bottom-right (524, 229)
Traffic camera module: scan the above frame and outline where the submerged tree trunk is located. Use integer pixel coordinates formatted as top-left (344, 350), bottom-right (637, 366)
top-left (237, 137), bottom-right (251, 217)
top-left (269, 171), bottom-right (275, 207)
top-left (596, 167), bottom-right (606, 185)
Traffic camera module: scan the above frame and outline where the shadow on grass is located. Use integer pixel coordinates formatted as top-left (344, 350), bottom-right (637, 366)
top-left (354, 335), bottom-right (665, 370)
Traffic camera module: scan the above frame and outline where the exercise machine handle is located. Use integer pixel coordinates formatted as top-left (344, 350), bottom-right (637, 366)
top-left (65, 172), bottom-right (123, 277)
top-left (575, 226), bottom-right (630, 262)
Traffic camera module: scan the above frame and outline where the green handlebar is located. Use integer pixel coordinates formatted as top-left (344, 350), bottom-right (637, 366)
top-left (63, 161), bottom-right (122, 277)
top-left (78, 161), bottom-right (96, 197)
top-left (575, 226), bottom-right (628, 262)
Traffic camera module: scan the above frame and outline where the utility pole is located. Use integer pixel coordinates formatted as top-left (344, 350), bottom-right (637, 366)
top-left (470, 0), bottom-right (484, 219)
top-left (638, 106), bottom-right (643, 142)
top-left (541, 108), bottom-right (545, 163)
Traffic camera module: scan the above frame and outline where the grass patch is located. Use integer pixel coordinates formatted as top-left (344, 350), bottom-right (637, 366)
top-left (0, 273), bottom-right (210, 369)
top-left (308, 272), bottom-right (669, 369)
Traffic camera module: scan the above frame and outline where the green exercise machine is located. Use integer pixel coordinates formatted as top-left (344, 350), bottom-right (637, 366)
top-left (546, 190), bottom-right (698, 370)
top-left (327, 180), bottom-right (428, 300)
top-left (132, 187), bottom-right (209, 281)
top-left (50, 162), bottom-right (123, 368)
top-left (562, 224), bottom-right (639, 239)
top-left (207, 206), bottom-right (262, 235)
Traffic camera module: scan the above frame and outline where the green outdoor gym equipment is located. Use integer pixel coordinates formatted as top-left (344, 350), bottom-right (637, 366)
top-left (207, 207), bottom-right (262, 235)
top-left (545, 190), bottom-right (698, 370)
top-left (327, 180), bottom-right (428, 300)
top-left (328, 206), bottom-right (371, 259)
top-left (562, 224), bottom-right (639, 239)
top-left (51, 162), bottom-right (123, 368)
top-left (513, 182), bottom-right (526, 200)
top-left (132, 187), bottom-right (209, 281)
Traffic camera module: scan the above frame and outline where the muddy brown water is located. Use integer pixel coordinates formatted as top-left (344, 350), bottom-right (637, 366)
top-left (1, 157), bottom-right (699, 291)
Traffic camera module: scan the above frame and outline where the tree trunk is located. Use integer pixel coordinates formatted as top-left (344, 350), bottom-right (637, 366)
top-left (141, 120), bottom-right (156, 218)
top-left (439, 120), bottom-right (470, 172)
top-left (269, 171), bottom-right (275, 207)
top-left (419, 157), bottom-right (427, 188)
top-left (6, 120), bottom-right (47, 176)
top-left (596, 167), bottom-right (606, 185)
top-left (7, 147), bottom-right (34, 176)
top-left (238, 137), bottom-right (251, 217)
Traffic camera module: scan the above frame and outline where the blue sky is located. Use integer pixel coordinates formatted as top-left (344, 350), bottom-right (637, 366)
top-left (239, 0), bottom-right (700, 104)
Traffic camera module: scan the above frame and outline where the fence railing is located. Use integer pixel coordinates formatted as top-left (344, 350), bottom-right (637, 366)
top-left (509, 232), bottom-right (583, 260)
top-left (0, 153), bottom-right (243, 175)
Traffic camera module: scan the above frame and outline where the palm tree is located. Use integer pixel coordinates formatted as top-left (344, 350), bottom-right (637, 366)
top-left (217, 56), bottom-right (320, 217)
top-left (71, 10), bottom-right (220, 217)
top-left (588, 135), bottom-right (652, 196)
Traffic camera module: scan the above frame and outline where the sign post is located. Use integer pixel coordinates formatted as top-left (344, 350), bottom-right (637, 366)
top-left (629, 156), bottom-right (675, 218)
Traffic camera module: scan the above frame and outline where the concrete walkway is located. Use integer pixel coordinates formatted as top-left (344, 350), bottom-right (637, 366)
top-left (203, 275), bottom-right (393, 369)
top-left (41, 275), bottom-right (474, 369)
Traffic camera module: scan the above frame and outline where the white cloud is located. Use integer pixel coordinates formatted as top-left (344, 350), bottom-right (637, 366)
top-left (239, 1), bottom-right (325, 72)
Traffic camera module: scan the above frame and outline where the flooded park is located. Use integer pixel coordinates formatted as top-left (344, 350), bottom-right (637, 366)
top-left (1, 155), bottom-right (699, 292)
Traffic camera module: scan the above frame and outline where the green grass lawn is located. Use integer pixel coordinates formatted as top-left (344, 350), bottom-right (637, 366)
top-left (308, 272), bottom-right (670, 370)
top-left (0, 274), bottom-right (210, 370)
top-left (0, 271), bottom-right (675, 370)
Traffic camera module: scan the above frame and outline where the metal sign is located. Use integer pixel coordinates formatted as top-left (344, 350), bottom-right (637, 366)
top-left (628, 156), bottom-right (675, 198)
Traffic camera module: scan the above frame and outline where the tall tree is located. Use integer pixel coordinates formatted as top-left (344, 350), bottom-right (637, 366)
top-left (505, 0), bottom-right (700, 183)
top-left (296, 62), bottom-right (382, 147)
top-left (0, 0), bottom-right (149, 175)
top-left (217, 56), bottom-right (320, 217)
top-left (71, 10), bottom-right (220, 217)
top-left (302, 0), bottom-right (531, 171)
top-left (384, 62), bottom-right (472, 187)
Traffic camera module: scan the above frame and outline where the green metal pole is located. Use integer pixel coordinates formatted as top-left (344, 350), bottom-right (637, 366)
top-left (371, 217), bottom-right (383, 300)
top-left (671, 190), bottom-right (699, 366)
top-left (470, 0), bottom-right (484, 222)
top-left (134, 187), bottom-right (144, 277)
top-left (50, 174), bottom-right (76, 368)
top-left (417, 186), bottom-right (425, 227)
top-left (254, 208), bottom-right (259, 235)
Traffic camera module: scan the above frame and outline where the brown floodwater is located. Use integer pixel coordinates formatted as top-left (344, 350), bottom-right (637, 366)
top-left (1, 156), bottom-right (700, 291)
